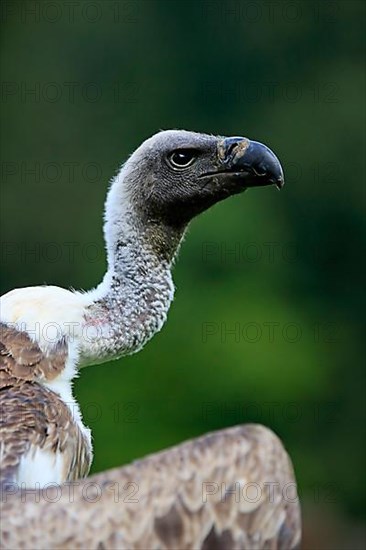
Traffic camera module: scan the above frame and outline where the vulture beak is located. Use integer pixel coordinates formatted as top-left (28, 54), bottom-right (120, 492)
top-left (217, 137), bottom-right (285, 190)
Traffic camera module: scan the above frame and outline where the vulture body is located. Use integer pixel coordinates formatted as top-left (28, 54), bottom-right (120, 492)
top-left (0, 130), bottom-right (301, 547)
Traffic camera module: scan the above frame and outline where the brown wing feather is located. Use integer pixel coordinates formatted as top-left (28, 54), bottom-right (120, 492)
top-left (0, 323), bottom-right (92, 486)
top-left (0, 383), bottom-right (92, 485)
top-left (0, 424), bottom-right (301, 549)
top-left (0, 323), bottom-right (67, 387)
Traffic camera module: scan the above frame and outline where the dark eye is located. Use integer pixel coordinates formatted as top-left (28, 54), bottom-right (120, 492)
top-left (167, 149), bottom-right (197, 169)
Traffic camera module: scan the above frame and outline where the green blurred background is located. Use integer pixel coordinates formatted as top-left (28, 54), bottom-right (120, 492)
top-left (1, 0), bottom-right (365, 547)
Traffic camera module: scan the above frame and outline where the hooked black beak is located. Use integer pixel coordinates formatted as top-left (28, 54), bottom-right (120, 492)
top-left (217, 137), bottom-right (284, 190)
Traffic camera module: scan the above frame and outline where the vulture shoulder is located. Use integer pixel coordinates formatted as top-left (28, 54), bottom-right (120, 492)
top-left (1, 424), bottom-right (301, 549)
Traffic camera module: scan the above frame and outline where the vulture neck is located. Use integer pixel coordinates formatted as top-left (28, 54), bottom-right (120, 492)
top-left (80, 184), bottom-right (184, 366)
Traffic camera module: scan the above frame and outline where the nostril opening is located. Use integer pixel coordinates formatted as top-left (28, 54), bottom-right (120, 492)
top-left (226, 142), bottom-right (239, 157)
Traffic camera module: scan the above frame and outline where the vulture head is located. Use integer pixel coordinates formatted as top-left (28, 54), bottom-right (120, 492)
top-left (106, 129), bottom-right (284, 259)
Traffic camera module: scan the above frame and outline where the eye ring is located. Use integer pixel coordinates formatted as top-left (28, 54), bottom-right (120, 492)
top-left (167, 149), bottom-right (198, 170)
